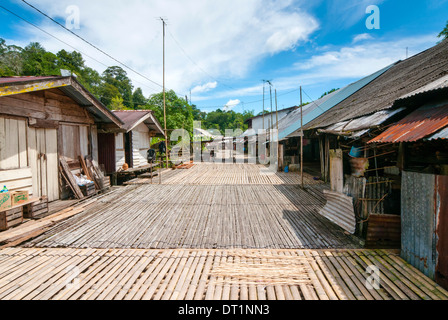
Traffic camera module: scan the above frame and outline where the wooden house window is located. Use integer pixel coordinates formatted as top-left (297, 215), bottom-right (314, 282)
top-left (59, 124), bottom-right (89, 163)
top-left (0, 117), bottom-right (28, 170)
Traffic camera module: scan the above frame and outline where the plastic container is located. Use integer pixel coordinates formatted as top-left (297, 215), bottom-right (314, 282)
top-left (349, 146), bottom-right (363, 158)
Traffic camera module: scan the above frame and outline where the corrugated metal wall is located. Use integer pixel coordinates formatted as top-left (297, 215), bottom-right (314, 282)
top-left (436, 175), bottom-right (448, 289)
top-left (401, 171), bottom-right (448, 286)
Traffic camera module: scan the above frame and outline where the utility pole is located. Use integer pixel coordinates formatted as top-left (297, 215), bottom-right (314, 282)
top-left (262, 81), bottom-right (265, 132)
top-left (300, 86), bottom-right (304, 189)
top-left (269, 83), bottom-right (273, 132)
top-left (275, 89), bottom-right (278, 133)
top-left (275, 89), bottom-right (279, 171)
top-left (161, 18), bottom-right (168, 170)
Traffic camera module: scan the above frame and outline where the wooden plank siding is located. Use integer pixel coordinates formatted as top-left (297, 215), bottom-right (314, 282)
top-left (116, 133), bottom-right (125, 171)
top-left (0, 89), bottom-right (94, 125)
top-left (0, 117), bottom-right (33, 195)
top-left (0, 88), bottom-right (100, 202)
top-left (131, 123), bottom-right (151, 169)
top-left (116, 123), bottom-right (151, 170)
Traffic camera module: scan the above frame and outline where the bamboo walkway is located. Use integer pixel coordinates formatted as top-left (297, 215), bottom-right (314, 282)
top-left (130, 164), bottom-right (323, 185)
top-left (0, 248), bottom-right (447, 300)
top-left (4, 164), bottom-right (446, 300)
top-left (24, 182), bottom-right (358, 249)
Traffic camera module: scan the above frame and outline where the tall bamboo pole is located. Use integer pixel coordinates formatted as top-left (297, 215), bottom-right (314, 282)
top-left (275, 89), bottom-right (279, 171)
top-left (300, 86), bottom-right (304, 188)
top-left (262, 82), bottom-right (265, 132)
top-left (162, 18), bottom-right (168, 170)
top-left (270, 85), bottom-right (273, 131)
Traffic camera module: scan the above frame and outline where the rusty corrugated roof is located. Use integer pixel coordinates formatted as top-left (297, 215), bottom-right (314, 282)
top-left (368, 103), bottom-right (448, 143)
top-left (113, 110), bottom-right (164, 135)
top-left (0, 76), bottom-right (61, 84)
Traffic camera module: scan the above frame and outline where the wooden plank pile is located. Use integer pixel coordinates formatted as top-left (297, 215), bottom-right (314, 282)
top-left (59, 156), bottom-right (110, 200)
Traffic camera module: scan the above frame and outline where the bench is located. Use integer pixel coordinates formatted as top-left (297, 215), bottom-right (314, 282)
top-left (0, 197), bottom-right (40, 231)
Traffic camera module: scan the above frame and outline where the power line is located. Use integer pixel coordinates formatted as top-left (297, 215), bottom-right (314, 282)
top-left (167, 29), bottom-right (240, 93)
top-left (301, 88), bottom-right (326, 113)
top-left (0, 4), bottom-right (110, 69)
top-left (20, 0), bottom-right (163, 89)
top-left (0, 4), bottom-right (163, 96)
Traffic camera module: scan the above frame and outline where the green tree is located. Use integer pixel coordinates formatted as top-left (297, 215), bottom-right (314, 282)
top-left (110, 96), bottom-right (128, 110)
top-left (0, 39), bottom-right (23, 76)
top-left (56, 49), bottom-right (85, 73)
top-left (132, 88), bottom-right (147, 109)
top-left (99, 83), bottom-right (122, 108)
top-left (148, 90), bottom-right (194, 138)
top-left (439, 20), bottom-right (448, 40)
top-left (102, 66), bottom-right (134, 108)
top-left (320, 88), bottom-right (339, 98)
top-left (21, 42), bottom-right (59, 76)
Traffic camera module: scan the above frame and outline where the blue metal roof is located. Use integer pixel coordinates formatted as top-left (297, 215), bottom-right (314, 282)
top-left (427, 126), bottom-right (448, 140)
top-left (277, 64), bottom-right (395, 140)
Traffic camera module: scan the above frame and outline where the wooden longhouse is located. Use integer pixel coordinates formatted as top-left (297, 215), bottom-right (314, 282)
top-left (111, 110), bottom-right (164, 173)
top-left (0, 76), bottom-right (124, 208)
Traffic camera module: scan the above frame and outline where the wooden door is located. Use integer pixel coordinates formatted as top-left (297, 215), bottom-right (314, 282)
top-left (29, 128), bottom-right (59, 202)
top-left (97, 133), bottom-right (116, 174)
top-left (124, 132), bottom-right (133, 168)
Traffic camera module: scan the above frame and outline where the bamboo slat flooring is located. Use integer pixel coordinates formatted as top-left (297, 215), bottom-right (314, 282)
top-left (128, 164), bottom-right (324, 186)
top-left (25, 183), bottom-right (358, 249)
top-left (0, 248), bottom-right (446, 300)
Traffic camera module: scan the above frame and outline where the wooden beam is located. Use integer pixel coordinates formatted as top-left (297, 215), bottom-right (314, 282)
top-left (28, 118), bottom-right (59, 129)
top-left (0, 78), bottom-right (70, 98)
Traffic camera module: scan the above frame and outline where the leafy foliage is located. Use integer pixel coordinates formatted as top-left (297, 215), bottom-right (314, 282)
top-left (0, 38), bottom-right (256, 137)
top-left (439, 21), bottom-right (448, 40)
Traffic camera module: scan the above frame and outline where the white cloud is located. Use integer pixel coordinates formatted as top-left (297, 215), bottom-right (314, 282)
top-left (326, 0), bottom-right (385, 29)
top-left (352, 33), bottom-right (373, 43)
top-left (293, 35), bottom-right (437, 80)
top-left (223, 99), bottom-right (241, 111)
top-left (19, 0), bottom-right (319, 97)
top-left (191, 81), bottom-right (218, 94)
top-left (202, 34), bottom-right (438, 101)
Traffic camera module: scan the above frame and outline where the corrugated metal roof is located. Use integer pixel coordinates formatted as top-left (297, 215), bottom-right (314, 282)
top-left (398, 74), bottom-right (448, 100)
top-left (368, 103), bottom-right (448, 143)
top-left (320, 108), bottom-right (406, 138)
top-left (319, 190), bottom-right (357, 234)
top-left (113, 110), bottom-right (163, 134)
top-left (245, 106), bottom-right (297, 123)
top-left (0, 76), bottom-right (61, 84)
top-left (277, 64), bottom-right (393, 140)
top-left (427, 126), bottom-right (448, 140)
top-left (304, 40), bottom-right (448, 130)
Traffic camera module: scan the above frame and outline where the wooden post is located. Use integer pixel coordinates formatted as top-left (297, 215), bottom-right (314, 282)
top-left (275, 89), bottom-right (280, 171)
top-left (270, 85), bottom-right (273, 133)
top-left (300, 86), bottom-right (304, 189)
top-left (162, 18), bottom-right (168, 171)
top-left (262, 82), bottom-right (265, 132)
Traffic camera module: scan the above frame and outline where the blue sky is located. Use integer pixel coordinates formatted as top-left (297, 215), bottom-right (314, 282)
top-left (0, 0), bottom-right (447, 114)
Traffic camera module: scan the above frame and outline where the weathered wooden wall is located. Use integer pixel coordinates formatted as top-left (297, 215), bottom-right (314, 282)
top-left (0, 88), bottom-right (98, 202)
top-left (0, 89), bottom-right (95, 124)
top-left (116, 133), bottom-right (125, 171)
top-left (116, 123), bottom-right (151, 170)
top-left (132, 123), bottom-right (151, 168)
